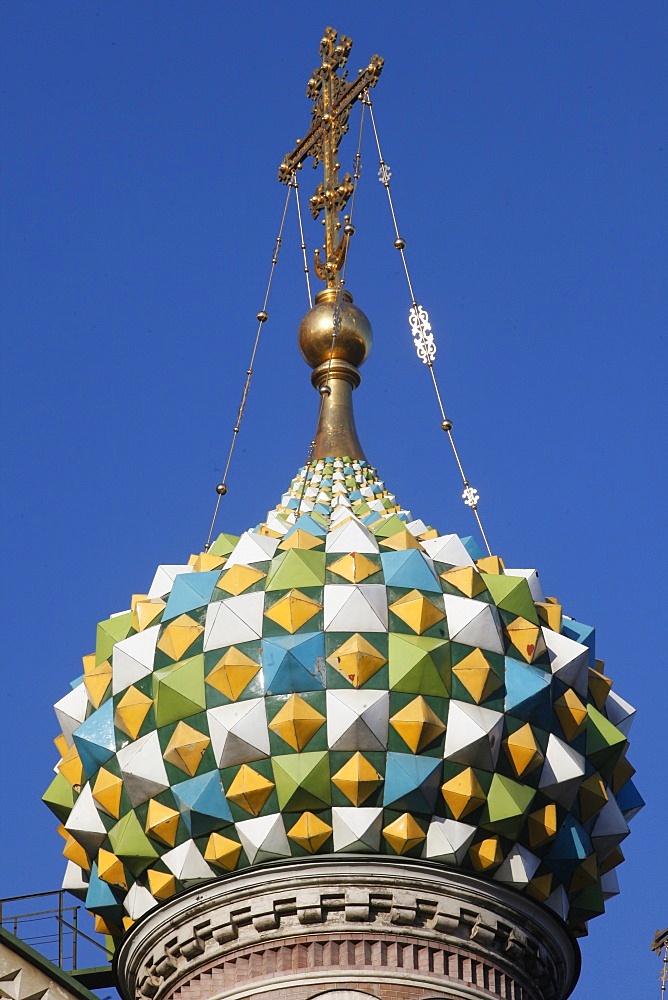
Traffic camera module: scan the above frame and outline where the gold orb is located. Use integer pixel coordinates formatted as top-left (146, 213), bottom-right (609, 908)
top-left (298, 289), bottom-right (372, 370)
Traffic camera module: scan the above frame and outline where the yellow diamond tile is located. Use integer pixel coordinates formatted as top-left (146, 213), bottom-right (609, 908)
top-left (257, 524), bottom-right (282, 538)
top-left (418, 528), bottom-right (438, 541)
top-left (278, 530), bottom-right (324, 551)
top-left (287, 812), bottom-right (332, 852)
top-left (92, 767), bottom-right (123, 818)
top-left (147, 869), bottom-right (177, 900)
top-left (536, 600), bottom-right (562, 632)
top-left (204, 832), bottom-right (243, 870)
top-left (191, 552), bottom-right (228, 573)
top-left (389, 695), bottom-right (445, 753)
top-left (569, 854), bottom-right (599, 894)
top-left (452, 648), bottom-right (502, 703)
top-left (599, 845), bottom-right (624, 876)
top-left (588, 667), bottom-right (613, 710)
top-left (157, 615), bottom-right (204, 660)
top-left (440, 565), bottom-right (487, 598)
top-left (226, 764), bottom-right (275, 816)
top-left (145, 799), bottom-right (180, 847)
top-left (216, 564), bottom-right (266, 596)
top-left (441, 767), bottom-right (486, 820)
top-left (382, 813), bottom-right (426, 854)
top-left (131, 596), bottom-right (166, 633)
top-left (83, 667), bottom-right (112, 709)
top-left (469, 836), bottom-right (503, 871)
top-left (54, 733), bottom-right (68, 757)
top-left (379, 529), bottom-right (421, 551)
top-left (268, 693), bottom-right (325, 751)
top-left (327, 633), bottom-right (387, 688)
top-left (94, 916), bottom-right (116, 936)
top-left (114, 685), bottom-right (153, 740)
top-left (82, 653), bottom-right (112, 708)
top-left (502, 724), bottom-right (544, 778)
top-left (332, 752), bottom-right (383, 806)
top-left (475, 555), bottom-right (505, 575)
top-left (578, 773), bottom-right (608, 822)
top-left (389, 590), bottom-right (445, 634)
top-left (264, 589), bottom-right (322, 633)
top-left (328, 552), bottom-right (379, 584)
top-left (554, 689), bottom-right (588, 741)
top-left (325, 514), bottom-right (355, 530)
top-left (611, 757), bottom-right (635, 795)
top-left (62, 834), bottom-right (90, 870)
top-left (97, 848), bottom-right (127, 890)
top-left (527, 803), bottom-right (558, 848)
top-left (526, 873), bottom-right (553, 902)
top-left (205, 646), bottom-right (260, 701)
top-left (57, 744), bottom-right (84, 788)
top-left (163, 721), bottom-right (210, 776)
top-left (504, 617), bottom-right (542, 663)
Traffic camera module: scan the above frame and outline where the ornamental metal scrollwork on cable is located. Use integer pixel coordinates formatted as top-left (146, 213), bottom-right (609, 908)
top-left (378, 161), bottom-right (392, 186)
top-left (462, 485), bottom-right (480, 509)
top-left (409, 305), bottom-right (436, 364)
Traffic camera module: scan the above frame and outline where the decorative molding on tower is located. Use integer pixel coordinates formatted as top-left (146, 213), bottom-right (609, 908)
top-left (116, 858), bottom-right (579, 1000)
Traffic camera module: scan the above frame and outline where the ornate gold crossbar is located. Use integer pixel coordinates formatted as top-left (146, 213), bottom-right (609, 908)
top-left (278, 27), bottom-right (383, 288)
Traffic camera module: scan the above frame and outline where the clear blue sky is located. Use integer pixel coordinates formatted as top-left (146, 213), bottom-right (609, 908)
top-left (1, 2), bottom-right (666, 996)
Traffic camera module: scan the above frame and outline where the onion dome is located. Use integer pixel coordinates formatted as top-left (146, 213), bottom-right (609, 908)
top-left (44, 296), bottom-right (642, 941)
top-left (45, 27), bottom-right (641, 945)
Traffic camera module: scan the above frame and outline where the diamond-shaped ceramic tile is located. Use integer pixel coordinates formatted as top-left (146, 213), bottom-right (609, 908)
top-left (117, 731), bottom-right (170, 807)
top-left (208, 699), bottom-right (270, 768)
top-left (323, 584), bottom-right (388, 632)
top-left (326, 690), bottom-right (389, 750)
top-left (204, 593), bottom-right (264, 650)
top-left (331, 806), bottom-right (383, 852)
top-left (236, 813), bottom-right (290, 864)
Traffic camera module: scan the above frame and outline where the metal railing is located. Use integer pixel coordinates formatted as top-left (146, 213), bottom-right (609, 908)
top-left (0, 889), bottom-right (113, 974)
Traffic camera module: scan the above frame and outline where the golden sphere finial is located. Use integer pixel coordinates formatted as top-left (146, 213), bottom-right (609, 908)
top-left (298, 289), bottom-right (372, 370)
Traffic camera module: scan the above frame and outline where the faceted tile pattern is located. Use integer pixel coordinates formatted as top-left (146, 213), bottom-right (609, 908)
top-left (45, 458), bottom-right (642, 938)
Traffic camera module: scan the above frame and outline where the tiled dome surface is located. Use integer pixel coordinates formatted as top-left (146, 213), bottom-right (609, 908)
top-left (45, 457), bottom-right (642, 937)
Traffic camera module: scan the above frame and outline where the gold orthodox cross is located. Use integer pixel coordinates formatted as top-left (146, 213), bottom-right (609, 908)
top-left (278, 27), bottom-right (383, 289)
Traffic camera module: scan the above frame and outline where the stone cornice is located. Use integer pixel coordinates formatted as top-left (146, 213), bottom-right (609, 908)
top-left (115, 858), bottom-right (579, 1000)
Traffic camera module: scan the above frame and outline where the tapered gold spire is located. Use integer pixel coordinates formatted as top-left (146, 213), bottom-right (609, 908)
top-left (298, 288), bottom-right (371, 458)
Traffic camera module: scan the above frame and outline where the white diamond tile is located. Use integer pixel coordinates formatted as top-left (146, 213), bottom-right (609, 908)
top-left (208, 699), bottom-right (270, 767)
top-left (204, 592), bottom-right (265, 650)
top-left (326, 690), bottom-right (389, 750)
top-left (323, 584), bottom-right (388, 632)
